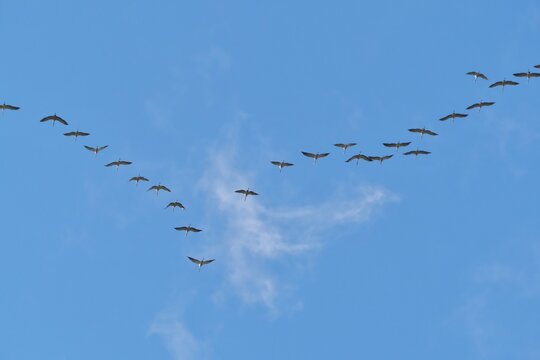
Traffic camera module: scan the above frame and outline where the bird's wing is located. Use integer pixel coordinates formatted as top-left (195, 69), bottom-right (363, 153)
top-left (40, 115), bottom-right (54, 122)
top-left (424, 130), bottom-right (438, 136)
top-left (359, 154), bottom-right (372, 161)
top-left (482, 102), bottom-right (495, 106)
top-left (466, 71), bottom-right (477, 76)
top-left (466, 103), bottom-right (480, 110)
top-left (187, 256), bottom-right (201, 264)
top-left (271, 161), bottom-right (281, 166)
top-left (162, 186), bottom-right (172, 192)
top-left (248, 191), bottom-right (259, 196)
top-left (119, 161), bottom-right (132, 165)
top-left (64, 132), bottom-right (76, 136)
top-left (282, 162), bottom-right (294, 167)
top-left (140, 177), bottom-right (149, 181)
top-left (98, 145), bottom-right (109, 151)
top-left (165, 203), bottom-right (173, 208)
top-left (530, 73), bottom-right (540, 77)
top-left (455, 113), bottom-right (468, 118)
top-left (191, 228), bottom-right (202, 232)
top-left (235, 189), bottom-right (247, 195)
top-left (333, 144), bottom-right (345, 148)
top-left (535, 65), bottom-right (540, 69)
top-left (84, 145), bottom-right (96, 152)
top-left (400, 142), bottom-right (411, 147)
top-left (506, 80), bottom-right (519, 85)
top-left (346, 143), bottom-right (357, 147)
top-left (175, 227), bottom-right (189, 231)
top-left (369, 156), bottom-right (381, 161)
top-left (418, 150), bottom-right (431, 154)
top-left (403, 151), bottom-right (415, 155)
top-left (318, 153), bottom-right (330, 158)
top-left (489, 81), bottom-right (503, 88)
top-left (345, 155), bottom-right (358, 162)
top-left (439, 114), bottom-right (452, 121)
top-left (4, 104), bottom-right (19, 110)
top-left (79, 132), bottom-right (90, 136)
top-left (478, 73), bottom-right (488, 80)
top-left (514, 72), bottom-right (527, 77)
top-left (382, 155), bottom-right (393, 160)
top-left (202, 259), bottom-right (215, 265)
top-left (383, 143), bottom-right (397, 147)
top-left (408, 128), bottom-right (421, 133)
top-left (105, 162), bottom-right (118, 167)
top-left (129, 177), bottom-right (139, 181)
top-left (301, 151), bottom-right (316, 158)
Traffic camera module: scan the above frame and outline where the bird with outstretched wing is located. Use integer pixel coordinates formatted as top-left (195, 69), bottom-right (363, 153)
top-left (408, 128), bottom-right (438, 137)
top-left (466, 71), bottom-right (488, 82)
top-left (187, 256), bottom-right (215, 271)
top-left (345, 153), bottom-right (373, 165)
top-left (369, 155), bottom-right (393, 164)
top-left (270, 161), bottom-right (294, 172)
top-left (235, 188), bottom-right (259, 201)
top-left (382, 142), bottom-right (411, 152)
top-left (466, 101), bottom-right (495, 111)
top-left (334, 143), bottom-right (357, 153)
top-left (439, 112), bottom-right (468, 122)
top-left (175, 225), bottom-right (202, 236)
top-left (0, 103), bottom-right (19, 111)
top-left (40, 114), bottom-right (68, 126)
top-left (64, 130), bottom-right (90, 141)
top-left (165, 201), bottom-right (186, 211)
top-left (147, 184), bottom-right (171, 196)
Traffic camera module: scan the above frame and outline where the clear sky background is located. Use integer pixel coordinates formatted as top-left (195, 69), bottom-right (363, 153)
top-left (1, 1), bottom-right (540, 359)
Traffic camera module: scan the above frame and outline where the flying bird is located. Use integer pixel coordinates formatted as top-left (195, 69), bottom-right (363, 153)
top-left (40, 114), bottom-right (68, 126)
top-left (129, 175), bottom-right (149, 185)
top-left (147, 183), bottom-right (171, 196)
top-left (165, 201), bottom-right (186, 211)
top-left (187, 256), bottom-right (215, 272)
top-left (84, 145), bottom-right (108, 156)
top-left (175, 225), bottom-right (202, 236)
top-left (235, 188), bottom-right (259, 201)
top-left (369, 155), bottom-right (393, 164)
top-left (345, 153), bottom-right (373, 165)
top-left (440, 112), bottom-right (468, 122)
top-left (270, 161), bottom-right (294, 172)
top-left (489, 79), bottom-right (519, 91)
top-left (105, 159), bottom-right (132, 171)
top-left (466, 71), bottom-right (488, 82)
top-left (334, 143), bottom-right (357, 153)
top-left (0, 103), bottom-right (19, 111)
top-left (535, 65), bottom-right (540, 69)
top-left (513, 70), bottom-right (540, 82)
top-left (466, 101), bottom-right (495, 111)
top-left (64, 130), bottom-right (90, 141)
top-left (404, 149), bottom-right (431, 157)
top-left (382, 141), bottom-right (411, 152)
top-left (301, 151), bottom-right (330, 163)
top-left (408, 128), bottom-right (438, 138)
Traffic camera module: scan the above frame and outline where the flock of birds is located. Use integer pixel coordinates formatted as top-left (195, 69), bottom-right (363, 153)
top-left (2, 64), bottom-right (539, 271)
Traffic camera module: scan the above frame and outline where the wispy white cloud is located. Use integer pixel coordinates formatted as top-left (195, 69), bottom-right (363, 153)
top-left (197, 144), bottom-right (396, 313)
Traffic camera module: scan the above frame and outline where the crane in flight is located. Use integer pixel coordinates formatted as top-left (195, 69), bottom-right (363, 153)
top-left (513, 70), bottom-right (540, 83)
top-left (105, 159), bottom-right (132, 171)
top-left (40, 114), bottom-right (68, 126)
top-left (369, 155), bottom-right (393, 164)
top-left (489, 79), bottom-right (519, 91)
top-left (333, 143), bottom-right (357, 153)
top-left (0, 103), bottom-right (19, 111)
top-left (466, 101), bottom-right (495, 111)
top-left (165, 201), bottom-right (186, 211)
top-left (147, 183), bottom-right (172, 196)
top-left (187, 256), bottom-right (215, 271)
top-left (175, 225), bottom-right (202, 236)
top-left (301, 151), bottom-right (330, 163)
top-left (64, 130), bottom-right (90, 141)
top-left (382, 141), bottom-right (411, 152)
top-left (84, 145), bottom-right (108, 157)
top-left (270, 161), bottom-right (294, 172)
top-left (408, 128), bottom-right (438, 138)
top-left (235, 188), bottom-right (259, 201)
top-left (129, 175), bottom-right (149, 185)
top-left (345, 153), bottom-right (373, 165)
top-left (466, 71), bottom-right (488, 82)
top-left (404, 149), bottom-right (431, 157)
top-left (439, 112), bottom-right (468, 123)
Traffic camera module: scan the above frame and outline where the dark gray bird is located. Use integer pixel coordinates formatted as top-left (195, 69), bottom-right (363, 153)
top-left (404, 149), bottom-right (431, 157)
top-left (187, 256), bottom-right (215, 271)
top-left (235, 188), bottom-right (259, 201)
top-left (466, 101), bottom-right (495, 111)
top-left (535, 65), bottom-right (540, 69)
top-left (466, 71), bottom-right (488, 82)
top-left (345, 153), bottom-right (373, 165)
top-left (0, 103), bottom-right (19, 111)
top-left (165, 201), bottom-right (186, 211)
top-left (408, 128), bottom-right (438, 138)
top-left (489, 79), bottom-right (519, 91)
top-left (301, 151), bottom-right (330, 163)
top-left (334, 143), bottom-right (357, 153)
top-left (105, 159), bottom-right (132, 171)
top-left (369, 155), bottom-right (393, 164)
top-left (147, 183), bottom-right (171, 196)
top-left (64, 130), bottom-right (90, 141)
top-left (513, 70), bottom-right (540, 82)
top-left (175, 225), bottom-right (202, 236)
top-left (40, 114), bottom-right (68, 126)
top-left (440, 112), bottom-right (468, 122)
top-left (382, 141), bottom-right (411, 152)
top-left (270, 161), bottom-right (294, 172)
top-left (129, 175), bottom-right (149, 185)
top-left (84, 145), bottom-right (108, 157)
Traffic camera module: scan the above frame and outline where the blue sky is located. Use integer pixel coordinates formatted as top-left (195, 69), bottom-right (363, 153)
top-left (1, 0), bottom-right (540, 359)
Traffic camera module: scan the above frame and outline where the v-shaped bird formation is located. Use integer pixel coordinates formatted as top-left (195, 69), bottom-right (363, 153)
top-left (2, 61), bottom-right (538, 273)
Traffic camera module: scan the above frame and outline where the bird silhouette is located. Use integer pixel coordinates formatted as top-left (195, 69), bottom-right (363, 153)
top-left (0, 103), bottom-right (19, 111)
top-left (187, 256), bottom-right (215, 271)
top-left (147, 183), bottom-right (171, 196)
top-left (334, 143), bottom-right (357, 153)
top-left (129, 175), bottom-right (149, 185)
top-left (489, 79), bottom-right (519, 91)
top-left (270, 161), bottom-right (294, 172)
top-left (301, 151), bottom-right (330, 163)
top-left (165, 201), bottom-right (186, 211)
top-left (439, 112), bottom-right (468, 122)
top-left (369, 155), bottom-right (393, 164)
top-left (105, 159), bottom-right (132, 171)
top-left (403, 149), bottom-right (431, 157)
top-left (175, 225), bottom-right (202, 236)
top-left (408, 128), bottom-right (438, 138)
top-left (382, 141), bottom-right (411, 152)
top-left (345, 153), bottom-right (373, 165)
top-left (235, 188), bottom-right (259, 201)
top-left (64, 130), bottom-right (90, 141)
top-left (466, 71), bottom-right (488, 82)
top-left (84, 145), bottom-right (108, 157)
top-left (466, 101), bottom-right (495, 111)
top-left (40, 114), bottom-right (68, 126)
top-left (513, 70), bottom-right (540, 82)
